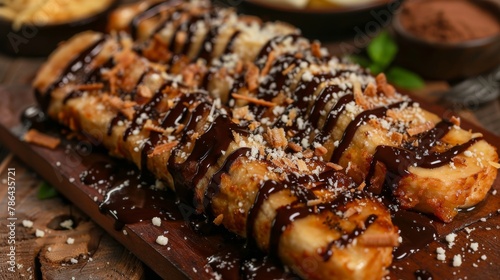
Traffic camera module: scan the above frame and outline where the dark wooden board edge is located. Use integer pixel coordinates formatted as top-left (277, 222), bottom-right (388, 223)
top-left (1, 85), bottom-right (499, 279)
top-left (0, 86), bottom-right (213, 279)
top-left (0, 118), bottom-right (195, 280)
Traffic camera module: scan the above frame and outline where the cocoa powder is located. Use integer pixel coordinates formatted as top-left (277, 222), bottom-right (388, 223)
top-left (400, 0), bottom-right (500, 43)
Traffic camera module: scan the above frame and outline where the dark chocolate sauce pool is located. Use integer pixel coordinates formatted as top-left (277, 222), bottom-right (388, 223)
top-left (392, 210), bottom-right (437, 260)
top-left (80, 161), bottom-right (182, 230)
top-left (21, 105), bottom-right (49, 131)
top-left (208, 248), bottom-right (299, 280)
top-left (414, 269), bottom-right (433, 280)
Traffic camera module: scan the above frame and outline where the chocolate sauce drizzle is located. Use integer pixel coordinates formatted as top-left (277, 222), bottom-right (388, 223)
top-left (80, 161), bottom-right (181, 230)
top-left (316, 93), bottom-right (355, 143)
top-left (196, 15), bottom-right (219, 60)
top-left (123, 86), bottom-right (165, 141)
top-left (255, 34), bottom-right (300, 67)
top-left (257, 55), bottom-right (308, 102)
top-left (414, 269), bottom-right (433, 280)
top-left (204, 147), bottom-right (251, 214)
top-left (392, 210), bottom-right (437, 260)
top-left (21, 105), bottom-right (49, 131)
top-left (36, 37), bottom-right (106, 111)
top-left (223, 30), bottom-right (241, 55)
top-left (141, 93), bottom-right (199, 171)
top-left (168, 114), bottom-right (249, 206)
top-left (321, 214), bottom-right (377, 261)
top-left (308, 85), bottom-right (342, 127)
top-left (129, 0), bottom-right (183, 39)
top-left (246, 170), bottom-right (373, 259)
top-left (273, 72), bottom-right (355, 143)
top-left (366, 120), bottom-right (483, 189)
top-left (330, 101), bottom-right (407, 163)
top-left (207, 249), bottom-right (298, 280)
top-left (250, 55), bottom-right (308, 117)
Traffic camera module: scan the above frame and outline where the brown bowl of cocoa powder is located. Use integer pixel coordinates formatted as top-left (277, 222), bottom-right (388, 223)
top-left (393, 0), bottom-right (500, 80)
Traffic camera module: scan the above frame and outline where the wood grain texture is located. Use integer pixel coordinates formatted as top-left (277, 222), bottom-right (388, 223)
top-left (0, 83), bottom-right (499, 280)
top-left (0, 158), bottom-right (145, 279)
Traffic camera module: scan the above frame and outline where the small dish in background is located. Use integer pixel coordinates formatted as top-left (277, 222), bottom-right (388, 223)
top-left (239, 0), bottom-right (400, 40)
top-left (0, 0), bottom-right (119, 57)
top-left (393, 0), bottom-right (500, 80)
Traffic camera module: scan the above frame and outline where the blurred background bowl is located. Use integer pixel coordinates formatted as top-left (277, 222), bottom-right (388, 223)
top-left (0, 0), bottom-right (118, 57)
top-left (239, 0), bottom-right (400, 40)
top-left (393, 0), bottom-right (500, 80)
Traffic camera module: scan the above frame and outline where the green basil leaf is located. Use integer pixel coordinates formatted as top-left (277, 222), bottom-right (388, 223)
top-left (367, 31), bottom-right (398, 68)
top-left (348, 55), bottom-right (371, 68)
top-left (37, 181), bottom-right (58, 200)
top-left (386, 67), bottom-right (425, 89)
top-left (368, 63), bottom-right (384, 75)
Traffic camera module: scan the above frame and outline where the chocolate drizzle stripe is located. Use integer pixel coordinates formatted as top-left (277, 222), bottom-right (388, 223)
top-left (123, 84), bottom-right (169, 142)
top-left (62, 91), bottom-right (84, 104)
top-left (293, 74), bottom-right (333, 111)
top-left (197, 25), bottom-right (219, 62)
top-left (255, 34), bottom-right (300, 66)
top-left (130, 0), bottom-right (183, 39)
top-left (205, 148), bottom-right (251, 215)
top-left (269, 203), bottom-right (312, 255)
top-left (248, 169), bottom-right (352, 256)
top-left (309, 85), bottom-right (341, 127)
top-left (407, 119), bottom-right (453, 150)
top-left (316, 94), bottom-right (355, 143)
top-left (419, 137), bottom-right (481, 168)
top-left (36, 37), bottom-right (106, 111)
top-left (226, 74), bottom-right (245, 105)
top-left (246, 180), bottom-right (283, 240)
top-left (330, 101), bottom-right (407, 163)
top-left (180, 15), bottom-right (204, 55)
top-left (365, 119), bottom-right (482, 191)
top-left (128, 71), bottom-right (149, 100)
top-left (142, 94), bottom-right (197, 166)
top-left (257, 55), bottom-right (307, 102)
top-left (366, 137), bottom-right (483, 188)
top-left (269, 192), bottom-right (365, 257)
top-left (169, 17), bottom-right (189, 52)
top-left (223, 30), bottom-right (241, 55)
top-left (251, 55), bottom-right (308, 118)
top-left (321, 214), bottom-right (378, 261)
top-left (168, 114), bottom-right (249, 205)
top-left (108, 113), bottom-right (126, 136)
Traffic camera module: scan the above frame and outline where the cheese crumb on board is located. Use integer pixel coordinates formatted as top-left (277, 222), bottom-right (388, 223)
top-left (446, 233), bottom-right (457, 248)
top-left (35, 229), bottom-right (45, 237)
top-left (156, 235), bottom-right (169, 246)
top-left (453, 254), bottom-right (462, 267)
top-left (436, 247), bottom-right (446, 261)
top-left (152, 217), bottom-right (162, 227)
top-left (22, 220), bottom-right (33, 228)
top-left (470, 242), bottom-right (479, 252)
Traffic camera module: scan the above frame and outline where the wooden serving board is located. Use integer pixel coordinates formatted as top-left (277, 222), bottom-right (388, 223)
top-left (0, 85), bottom-right (499, 280)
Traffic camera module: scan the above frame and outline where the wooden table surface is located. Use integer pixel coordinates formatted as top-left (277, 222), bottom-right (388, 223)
top-left (0, 38), bottom-right (499, 280)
